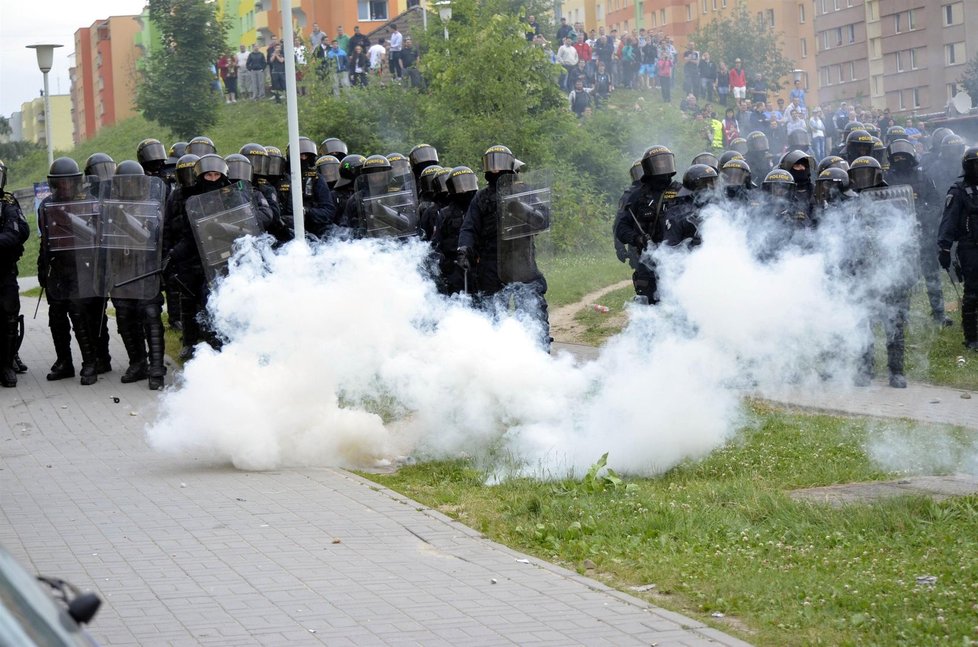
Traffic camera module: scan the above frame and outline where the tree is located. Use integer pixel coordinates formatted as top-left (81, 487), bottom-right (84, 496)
top-left (959, 54), bottom-right (978, 105)
top-left (689, 0), bottom-right (795, 94)
top-left (0, 116), bottom-right (11, 138)
top-left (136, 0), bottom-right (227, 139)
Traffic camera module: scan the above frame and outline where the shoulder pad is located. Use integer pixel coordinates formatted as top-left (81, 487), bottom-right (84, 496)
top-left (2, 192), bottom-right (18, 206)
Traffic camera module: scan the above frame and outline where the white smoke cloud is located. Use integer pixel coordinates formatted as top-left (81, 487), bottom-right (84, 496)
top-left (147, 193), bottom-right (921, 478)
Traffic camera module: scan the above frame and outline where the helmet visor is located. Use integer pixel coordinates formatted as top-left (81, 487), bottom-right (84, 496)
top-left (483, 151), bottom-right (514, 173)
top-left (642, 152), bottom-right (676, 177)
top-left (849, 166), bottom-right (879, 190)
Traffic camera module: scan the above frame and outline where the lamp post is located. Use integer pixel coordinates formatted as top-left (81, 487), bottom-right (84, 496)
top-left (27, 43), bottom-right (63, 167)
top-left (437, 0), bottom-right (452, 40)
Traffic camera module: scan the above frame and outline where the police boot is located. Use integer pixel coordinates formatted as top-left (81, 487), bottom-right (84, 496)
top-left (69, 308), bottom-right (99, 386)
top-left (165, 282), bottom-right (183, 331)
top-left (47, 302), bottom-right (75, 381)
top-left (179, 293), bottom-right (200, 361)
top-left (886, 342), bottom-right (907, 388)
top-left (962, 294), bottom-right (977, 351)
top-left (0, 315), bottom-right (18, 388)
top-left (12, 315), bottom-right (27, 373)
top-left (855, 346), bottom-right (874, 387)
top-left (118, 312), bottom-right (148, 384)
top-left (144, 305), bottom-right (167, 391)
top-left (93, 300), bottom-right (112, 374)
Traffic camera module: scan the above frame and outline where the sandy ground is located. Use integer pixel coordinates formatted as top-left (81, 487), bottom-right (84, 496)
top-left (550, 279), bottom-right (631, 344)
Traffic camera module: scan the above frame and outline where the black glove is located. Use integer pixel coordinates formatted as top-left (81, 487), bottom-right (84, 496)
top-left (456, 247), bottom-right (472, 271)
top-left (633, 234), bottom-right (650, 250)
top-left (938, 248), bottom-right (951, 271)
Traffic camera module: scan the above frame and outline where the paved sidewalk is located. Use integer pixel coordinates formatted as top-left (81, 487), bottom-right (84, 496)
top-left (2, 299), bottom-right (748, 645)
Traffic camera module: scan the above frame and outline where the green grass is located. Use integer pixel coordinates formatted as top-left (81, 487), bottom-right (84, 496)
top-left (537, 253), bottom-right (631, 308)
top-left (570, 285), bottom-right (635, 345)
top-left (363, 403), bottom-right (978, 646)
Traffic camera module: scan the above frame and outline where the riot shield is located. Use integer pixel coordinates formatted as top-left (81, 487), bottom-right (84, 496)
top-left (355, 173), bottom-right (419, 238)
top-left (858, 184), bottom-right (916, 214)
top-left (42, 185), bottom-right (101, 300)
top-left (496, 170), bottom-right (552, 241)
top-left (853, 184), bottom-right (919, 293)
top-left (97, 175), bottom-right (166, 300)
top-left (186, 184), bottom-right (261, 283)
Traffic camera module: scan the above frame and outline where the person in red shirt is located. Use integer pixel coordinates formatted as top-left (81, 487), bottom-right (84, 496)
top-left (729, 58), bottom-right (747, 103)
top-left (573, 33), bottom-right (592, 76)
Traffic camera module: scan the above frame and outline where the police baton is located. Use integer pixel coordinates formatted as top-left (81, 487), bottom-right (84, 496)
top-left (33, 287), bottom-right (44, 320)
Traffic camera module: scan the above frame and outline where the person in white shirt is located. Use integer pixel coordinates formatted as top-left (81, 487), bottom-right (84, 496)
top-left (368, 38), bottom-right (386, 79)
top-left (808, 107), bottom-right (826, 160)
top-left (556, 37), bottom-right (579, 91)
top-left (235, 44), bottom-right (251, 99)
top-left (388, 26), bottom-right (403, 80)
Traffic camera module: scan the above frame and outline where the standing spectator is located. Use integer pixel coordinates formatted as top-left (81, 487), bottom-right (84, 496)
top-left (326, 40), bottom-right (349, 93)
top-left (310, 23), bottom-right (326, 50)
top-left (593, 60), bottom-right (612, 108)
top-left (401, 36), bottom-right (423, 88)
top-left (620, 36), bottom-right (637, 89)
top-left (569, 78), bottom-right (592, 118)
top-left (656, 52), bottom-right (674, 102)
top-left (266, 35), bottom-right (279, 70)
top-left (235, 44), bottom-right (251, 100)
top-left (722, 107), bottom-right (740, 147)
top-left (809, 107), bottom-right (826, 160)
top-left (556, 37), bottom-right (579, 91)
top-left (246, 43), bottom-right (267, 100)
top-left (786, 109), bottom-right (807, 134)
top-left (526, 15), bottom-right (540, 41)
top-left (556, 17), bottom-right (572, 43)
top-left (573, 33), bottom-right (593, 78)
top-left (710, 112), bottom-right (724, 152)
top-left (716, 61), bottom-right (730, 106)
top-left (217, 52), bottom-right (233, 103)
top-left (683, 47), bottom-right (700, 99)
top-left (729, 58), bottom-right (747, 103)
top-left (388, 25), bottom-right (403, 81)
top-left (336, 25), bottom-right (350, 53)
top-left (609, 29), bottom-right (621, 87)
top-left (347, 25), bottom-right (370, 56)
top-left (749, 73), bottom-right (767, 105)
top-left (789, 79), bottom-right (806, 110)
top-left (368, 38), bottom-right (386, 82)
top-left (268, 42), bottom-right (286, 103)
top-left (638, 37), bottom-right (657, 91)
top-left (349, 44), bottom-right (369, 87)
top-left (699, 52), bottom-right (717, 103)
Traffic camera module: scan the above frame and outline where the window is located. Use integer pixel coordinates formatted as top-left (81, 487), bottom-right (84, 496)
top-left (833, 0), bottom-right (839, 9)
top-left (687, 4), bottom-right (692, 20)
top-left (661, 9), bottom-right (666, 23)
top-left (848, 24), bottom-right (855, 43)
top-left (873, 75), bottom-right (882, 95)
top-left (834, 27), bottom-right (843, 46)
top-left (947, 83), bottom-right (958, 99)
top-left (820, 66), bottom-right (830, 86)
top-left (835, 64), bottom-right (843, 83)
top-left (908, 9), bottom-right (916, 30)
top-left (910, 48), bottom-right (918, 69)
top-left (946, 42), bottom-right (965, 65)
top-left (849, 61), bottom-right (856, 79)
top-left (801, 38), bottom-right (807, 57)
top-left (894, 12), bottom-right (902, 33)
top-left (357, 0), bottom-right (387, 20)
top-left (702, 0), bottom-right (708, 14)
top-left (822, 30), bottom-right (830, 50)
top-left (766, 9), bottom-right (775, 27)
top-left (799, 4), bottom-right (805, 23)
top-left (895, 50), bottom-right (903, 72)
top-left (713, 0), bottom-right (718, 9)
top-left (820, 0), bottom-right (827, 14)
top-left (913, 87), bottom-right (921, 108)
top-left (944, 3), bottom-right (963, 26)
top-left (898, 91), bottom-right (905, 110)
top-left (722, 0), bottom-right (727, 7)
top-left (651, 12), bottom-right (657, 26)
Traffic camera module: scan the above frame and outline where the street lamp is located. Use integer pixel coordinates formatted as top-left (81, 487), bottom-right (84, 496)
top-left (437, 0), bottom-right (452, 40)
top-left (27, 43), bottom-right (63, 166)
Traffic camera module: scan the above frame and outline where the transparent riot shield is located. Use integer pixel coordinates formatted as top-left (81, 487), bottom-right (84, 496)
top-left (858, 184), bottom-right (916, 215)
top-left (97, 175), bottom-right (165, 300)
top-left (42, 184), bottom-right (101, 300)
top-left (186, 184), bottom-right (261, 283)
top-left (496, 170), bottom-right (552, 241)
top-left (355, 173), bottom-right (419, 238)
top-left (853, 184), bottom-right (919, 294)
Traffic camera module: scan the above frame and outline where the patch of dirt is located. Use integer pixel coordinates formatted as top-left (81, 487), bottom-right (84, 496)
top-left (551, 280), bottom-right (631, 344)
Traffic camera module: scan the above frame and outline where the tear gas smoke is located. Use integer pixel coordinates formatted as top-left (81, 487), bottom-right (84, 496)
top-left (147, 193), bottom-right (922, 479)
top-left (866, 422), bottom-right (978, 476)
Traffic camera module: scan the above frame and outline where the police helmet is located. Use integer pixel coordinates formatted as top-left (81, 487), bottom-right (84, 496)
top-left (48, 157), bottom-right (83, 199)
top-left (48, 156), bottom-right (81, 179)
top-left (334, 154), bottom-right (366, 189)
top-left (386, 152), bottom-right (411, 176)
top-left (640, 145), bottom-right (676, 179)
top-left (929, 127), bottom-right (953, 152)
top-left (265, 146), bottom-right (285, 177)
top-left (418, 165), bottom-right (444, 194)
top-left (287, 136), bottom-right (319, 163)
top-left (729, 137), bottom-right (749, 156)
top-left (787, 128), bottom-right (812, 151)
top-left (886, 139), bottom-right (917, 168)
top-left (746, 131), bottom-right (769, 153)
top-left (691, 152), bottom-right (720, 172)
top-left (629, 159), bottom-right (644, 183)
top-left (225, 153), bottom-right (253, 183)
top-left (315, 155), bottom-right (340, 186)
top-left (175, 154), bottom-right (200, 189)
top-left (447, 166), bottom-right (479, 195)
top-left (433, 167), bottom-right (453, 197)
top-left (762, 169), bottom-right (795, 200)
top-left (848, 156), bottom-right (883, 191)
top-left (483, 145), bottom-right (517, 174)
top-left (362, 154), bottom-right (392, 174)
top-left (239, 143), bottom-right (269, 178)
top-left (845, 130), bottom-right (875, 160)
top-left (815, 167), bottom-right (853, 204)
top-left (885, 125), bottom-right (908, 145)
top-left (870, 137), bottom-right (886, 164)
top-left (962, 146), bottom-right (978, 184)
top-left (167, 141), bottom-right (189, 165)
top-left (721, 158), bottom-right (752, 188)
top-left (941, 135), bottom-right (966, 161)
top-left (842, 121), bottom-right (864, 141)
top-left (409, 144), bottom-right (439, 174)
top-left (115, 159), bottom-right (144, 176)
top-left (84, 153), bottom-right (117, 182)
top-left (863, 123), bottom-right (880, 139)
top-left (187, 136), bottom-right (217, 156)
top-left (137, 138), bottom-right (167, 168)
top-left (680, 163), bottom-right (718, 194)
top-left (112, 160), bottom-right (147, 200)
top-left (0, 159), bottom-right (7, 191)
top-left (318, 137), bottom-right (348, 159)
top-left (816, 155), bottom-right (849, 175)
top-left (361, 155), bottom-right (392, 192)
top-left (719, 150), bottom-right (744, 168)
top-left (193, 154), bottom-right (229, 182)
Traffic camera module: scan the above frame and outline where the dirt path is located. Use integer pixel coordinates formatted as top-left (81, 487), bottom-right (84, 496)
top-left (551, 280), bottom-right (632, 344)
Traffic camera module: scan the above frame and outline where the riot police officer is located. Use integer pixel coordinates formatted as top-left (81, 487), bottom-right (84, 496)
top-left (613, 160), bottom-right (644, 265)
top-left (416, 164), bottom-right (444, 240)
top-left (615, 145), bottom-right (681, 304)
top-left (779, 150), bottom-right (816, 226)
top-left (409, 144), bottom-right (440, 183)
top-left (720, 158), bottom-right (754, 203)
top-left (664, 164), bottom-right (719, 249)
top-left (285, 136), bottom-right (336, 240)
top-left (938, 147), bottom-right (978, 351)
top-left (332, 154), bottom-right (365, 229)
top-left (745, 131), bottom-right (773, 179)
top-left (457, 145), bottom-right (551, 347)
top-left (318, 137), bottom-right (348, 161)
top-left (813, 167), bottom-right (856, 212)
top-left (432, 166), bottom-right (478, 295)
top-left (0, 160), bottom-right (30, 387)
top-left (419, 167), bottom-right (452, 241)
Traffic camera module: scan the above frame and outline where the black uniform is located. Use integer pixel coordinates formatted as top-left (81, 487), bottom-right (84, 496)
top-left (664, 192), bottom-right (709, 249)
top-left (938, 181), bottom-right (978, 349)
top-left (613, 179), bottom-right (641, 265)
top-left (162, 183), bottom-right (212, 354)
top-left (0, 192), bottom-right (29, 386)
top-left (431, 196), bottom-right (472, 295)
top-left (614, 178), bottom-right (681, 303)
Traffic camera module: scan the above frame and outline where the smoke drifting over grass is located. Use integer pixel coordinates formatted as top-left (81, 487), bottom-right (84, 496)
top-left (147, 195), bottom-right (921, 478)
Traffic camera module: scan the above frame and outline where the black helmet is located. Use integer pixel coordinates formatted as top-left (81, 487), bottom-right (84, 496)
top-left (137, 138), bottom-right (167, 168)
top-left (816, 155), bottom-right (849, 175)
top-left (433, 167), bottom-right (452, 197)
top-left (115, 159), bottom-right (144, 176)
top-left (335, 153), bottom-right (366, 189)
top-left (718, 150), bottom-right (744, 168)
top-left (842, 121), bottom-right (864, 141)
top-left (845, 130), bottom-right (875, 160)
top-left (167, 141), bottom-right (189, 165)
top-left (48, 156), bottom-right (81, 179)
top-left (386, 153), bottom-right (411, 179)
top-left (962, 146), bottom-right (978, 184)
top-left (483, 145), bottom-right (517, 174)
top-left (930, 127), bottom-right (953, 152)
top-left (815, 167), bottom-right (853, 204)
top-left (681, 163), bottom-right (718, 193)
top-left (362, 154), bottom-right (392, 193)
top-left (780, 149), bottom-right (815, 186)
top-left (746, 131), bottom-right (769, 153)
top-left (112, 160), bottom-right (147, 200)
top-left (194, 154), bottom-right (229, 182)
top-left (863, 123), bottom-right (880, 140)
top-left (265, 145), bottom-right (285, 177)
top-left (885, 139), bottom-right (917, 169)
top-left (848, 156), bottom-right (883, 191)
top-left (418, 165), bottom-right (444, 194)
top-left (362, 154), bottom-right (392, 174)
top-left (187, 136), bottom-right (217, 156)
top-left (721, 158), bottom-right (752, 188)
top-left (629, 159), bottom-right (644, 183)
top-left (885, 125), bottom-right (907, 145)
top-left (447, 166), bottom-right (478, 195)
top-left (409, 144), bottom-right (439, 174)
top-left (287, 136), bottom-right (319, 163)
top-left (84, 153), bottom-right (117, 181)
top-left (239, 143), bottom-right (269, 178)
top-left (691, 152), bottom-right (719, 171)
top-left (175, 154), bottom-right (200, 189)
top-left (640, 145), bottom-right (676, 179)
top-left (787, 128), bottom-right (811, 151)
top-left (315, 155), bottom-right (340, 186)
top-left (729, 137), bottom-right (749, 155)
top-left (318, 137), bottom-right (348, 159)
top-left (0, 159), bottom-right (7, 191)
top-left (941, 134), bottom-right (966, 161)
top-left (225, 153), bottom-right (252, 183)
top-left (48, 157), bottom-right (83, 199)
top-left (762, 169), bottom-right (795, 200)
top-left (870, 137), bottom-right (886, 164)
